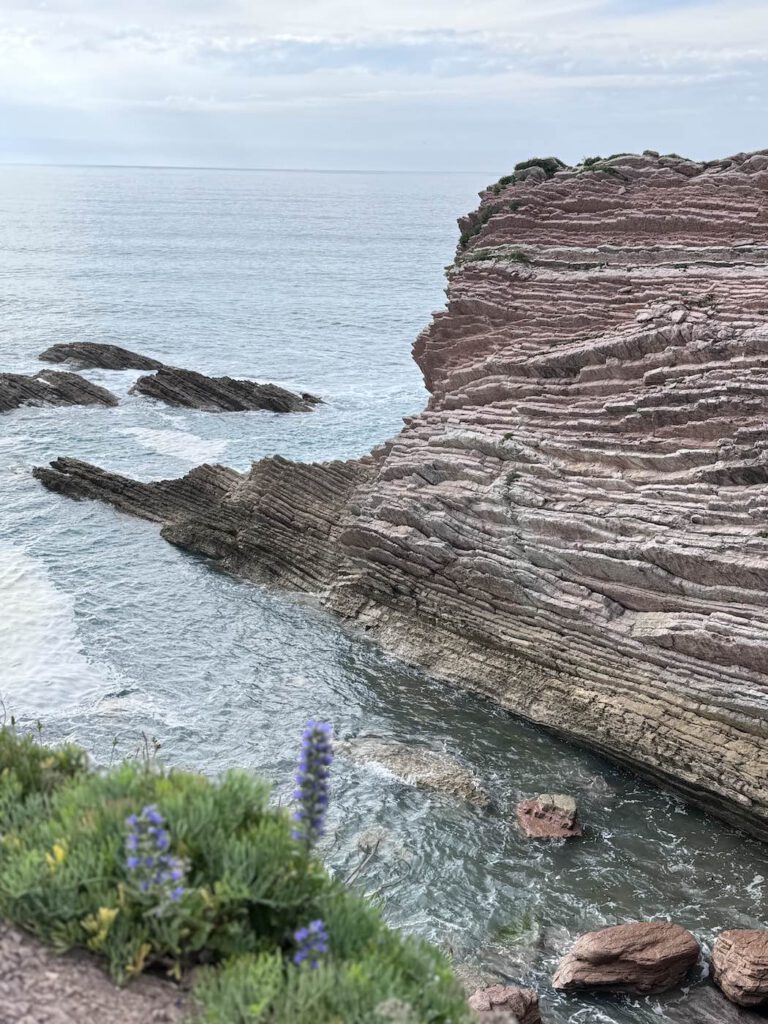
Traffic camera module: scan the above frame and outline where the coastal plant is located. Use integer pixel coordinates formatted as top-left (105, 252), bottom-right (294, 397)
top-left (0, 726), bottom-right (471, 1021)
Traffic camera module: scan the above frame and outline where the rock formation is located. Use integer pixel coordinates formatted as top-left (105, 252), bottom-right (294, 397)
top-left (516, 794), bottom-right (582, 839)
top-left (131, 367), bottom-right (320, 412)
top-left (712, 930), bottom-right (768, 1008)
top-left (468, 984), bottom-right (541, 1023)
top-left (551, 921), bottom-right (700, 994)
top-left (1, 371), bottom-right (118, 412)
top-left (337, 738), bottom-right (492, 808)
top-left (34, 150), bottom-right (768, 836)
top-left (38, 342), bottom-right (165, 371)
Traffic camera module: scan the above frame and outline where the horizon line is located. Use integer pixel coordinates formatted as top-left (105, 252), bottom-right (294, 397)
top-left (0, 160), bottom-right (498, 176)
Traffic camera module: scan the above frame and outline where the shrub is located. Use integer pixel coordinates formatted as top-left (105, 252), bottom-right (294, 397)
top-left (0, 728), bottom-right (471, 1022)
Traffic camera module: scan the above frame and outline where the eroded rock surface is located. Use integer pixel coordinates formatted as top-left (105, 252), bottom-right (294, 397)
top-left (0, 371), bottom-right (118, 412)
top-left (468, 984), bottom-right (541, 1023)
top-left (552, 921), bottom-right (700, 994)
top-left (712, 930), bottom-right (768, 1008)
top-left (665, 982), bottom-right (768, 1023)
top-left (34, 150), bottom-right (768, 836)
top-left (338, 737), bottom-right (492, 808)
top-left (39, 342), bottom-right (165, 371)
top-left (132, 366), bottom-right (320, 412)
top-left (516, 794), bottom-right (582, 839)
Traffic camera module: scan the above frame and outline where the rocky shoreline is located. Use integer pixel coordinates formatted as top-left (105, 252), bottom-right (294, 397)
top-left (33, 149), bottom-right (768, 840)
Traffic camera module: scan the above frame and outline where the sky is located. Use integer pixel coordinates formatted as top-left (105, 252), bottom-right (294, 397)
top-left (0, 0), bottom-right (765, 172)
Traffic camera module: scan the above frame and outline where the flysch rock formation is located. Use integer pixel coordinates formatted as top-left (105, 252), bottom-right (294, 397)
top-left (38, 342), bottom-right (165, 371)
top-left (131, 366), bottom-right (321, 412)
top-left (34, 150), bottom-right (768, 836)
top-left (0, 371), bottom-right (118, 412)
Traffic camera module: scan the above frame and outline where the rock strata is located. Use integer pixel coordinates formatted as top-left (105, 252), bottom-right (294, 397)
top-left (0, 371), bottom-right (118, 412)
top-left (552, 921), bottom-right (700, 994)
top-left (39, 342), bottom-right (165, 371)
top-left (337, 738), bottom-right (492, 808)
top-left (516, 794), bottom-right (582, 839)
top-left (132, 367), bottom-right (320, 412)
top-left (468, 985), bottom-right (541, 1023)
top-left (33, 150), bottom-right (768, 837)
top-left (712, 930), bottom-right (768, 1008)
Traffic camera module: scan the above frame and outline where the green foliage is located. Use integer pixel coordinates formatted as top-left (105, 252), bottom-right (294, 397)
top-left (0, 729), bottom-right (471, 1022)
top-left (513, 156), bottom-right (565, 178)
top-left (197, 931), bottom-right (467, 1024)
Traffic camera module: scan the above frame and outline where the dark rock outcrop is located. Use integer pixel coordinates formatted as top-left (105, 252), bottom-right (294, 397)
top-left (38, 342), bottom-right (165, 371)
top-left (33, 150), bottom-right (768, 837)
top-left (666, 982), bottom-right (768, 1023)
top-left (132, 367), bottom-right (320, 412)
top-left (0, 371), bottom-right (118, 412)
top-left (516, 794), bottom-right (582, 839)
top-left (552, 921), bottom-right (700, 994)
top-left (468, 984), bottom-right (541, 1023)
top-left (712, 930), bottom-right (768, 1008)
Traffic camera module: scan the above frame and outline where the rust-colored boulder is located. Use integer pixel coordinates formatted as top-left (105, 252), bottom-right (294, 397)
top-left (712, 930), bottom-right (768, 1008)
top-left (468, 985), bottom-right (541, 1023)
top-left (552, 922), bottom-right (699, 994)
top-left (516, 794), bottom-right (582, 839)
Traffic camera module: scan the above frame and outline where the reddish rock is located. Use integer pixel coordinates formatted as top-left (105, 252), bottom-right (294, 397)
top-left (468, 985), bottom-right (541, 1023)
top-left (712, 930), bottom-right (768, 1008)
top-left (516, 793), bottom-right (582, 839)
top-left (552, 921), bottom-right (700, 994)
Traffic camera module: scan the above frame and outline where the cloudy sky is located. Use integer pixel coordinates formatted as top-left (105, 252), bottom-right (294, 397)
top-left (0, 0), bottom-right (764, 171)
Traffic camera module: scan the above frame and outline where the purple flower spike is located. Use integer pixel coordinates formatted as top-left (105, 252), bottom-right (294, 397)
top-left (124, 805), bottom-right (187, 910)
top-left (293, 919), bottom-right (329, 969)
top-left (291, 720), bottom-right (333, 848)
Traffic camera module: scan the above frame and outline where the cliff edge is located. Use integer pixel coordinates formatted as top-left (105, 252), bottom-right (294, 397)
top-left (37, 150), bottom-right (768, 836)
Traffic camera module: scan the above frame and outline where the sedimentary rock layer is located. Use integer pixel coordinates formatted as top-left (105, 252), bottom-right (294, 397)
top-left (132, 367), bottom-right (320, 412)
top-left (35, 150), bottom-right (768, 836)
top-left (39, 343), bottom-right (165, 371)
top-left (0, 371), bottom-right (118, 412)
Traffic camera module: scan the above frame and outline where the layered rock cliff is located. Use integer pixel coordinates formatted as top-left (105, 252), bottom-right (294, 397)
top-left (36, 150), bottom-right (768, 836)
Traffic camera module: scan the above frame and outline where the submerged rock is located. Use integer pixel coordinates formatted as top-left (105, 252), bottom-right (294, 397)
top-left (468, 985), bottom-right (541, 1024)
top-left (131, 366), bottom-right (320, 412)
top-left (666, 981), bottom-right (768, 1023)
top-left (0, 371), bottom-right (118, 412)
top-left (516, 794), bottom-right (582, 839)
top-left (338, 738), bottom-right (492, 808)
top-left (38, 342), bottom-right (165, 371)
top-left (712, 930), bottom-right (768, 1008)
top-left (552, 921), bottom-right (700, 995)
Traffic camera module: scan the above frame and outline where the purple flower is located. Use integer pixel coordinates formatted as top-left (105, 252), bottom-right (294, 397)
top-left (291, 720), bottom-right (333, 848)
top-left (293, 919), bottom-right (329, 969)
top-left (124, 806), bottom-right (187, 909)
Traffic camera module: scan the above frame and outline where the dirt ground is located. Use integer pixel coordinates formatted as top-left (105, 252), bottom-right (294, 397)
top-left (0, 923), bottom-right (193, 1024)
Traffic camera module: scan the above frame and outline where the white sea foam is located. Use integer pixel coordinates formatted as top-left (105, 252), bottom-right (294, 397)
top-left (0, 545), bottom-right (105, 715)
top-left (119, 426), bottom-right (227, 464)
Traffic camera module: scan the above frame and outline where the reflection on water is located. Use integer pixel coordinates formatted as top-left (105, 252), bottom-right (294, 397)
top-left (1, 166), bottom-right (766, 1023)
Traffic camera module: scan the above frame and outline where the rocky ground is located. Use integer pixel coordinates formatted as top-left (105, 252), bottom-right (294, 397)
top-left (0, 923), bottom-right (191, 1023)
top-left (0, 370), bottom-right (118, 411)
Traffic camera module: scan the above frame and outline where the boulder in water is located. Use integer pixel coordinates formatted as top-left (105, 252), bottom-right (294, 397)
top-left (712, 930), bottom-right (768, 1008)
top-left (552, 921), bottom-right (700, 994)
top-left (516, 794), bottom-right (582, 839)
top-left (131, 366), bottom-right (320, 412)
top-left (38, 342), bottom-right (165, 371)
top-left (468, 985), bottom-right (541, 1023)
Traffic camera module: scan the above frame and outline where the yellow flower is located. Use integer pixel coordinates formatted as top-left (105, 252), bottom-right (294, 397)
top-left (82, 906), bottom-right (120, 951)
top-left (45, 842), bottom-right (67, 870)
top-left (127, 942), bottom-right (152, 977)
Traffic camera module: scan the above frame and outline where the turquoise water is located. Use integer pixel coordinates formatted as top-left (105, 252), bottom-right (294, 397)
top-left (1, 165), bottom-right (766, 1022)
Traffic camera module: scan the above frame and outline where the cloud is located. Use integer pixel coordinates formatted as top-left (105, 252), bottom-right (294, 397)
top-left (0, 0), bottom-right (765, 167)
